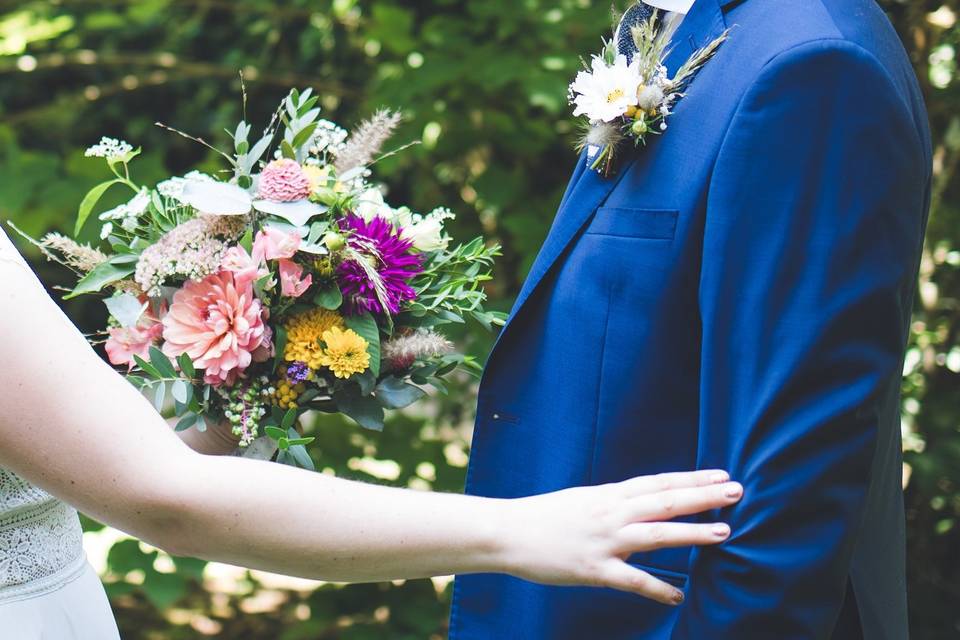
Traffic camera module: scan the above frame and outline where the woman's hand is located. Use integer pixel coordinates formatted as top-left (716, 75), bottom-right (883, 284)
top-left (499, 470), bottom-right (741, 604)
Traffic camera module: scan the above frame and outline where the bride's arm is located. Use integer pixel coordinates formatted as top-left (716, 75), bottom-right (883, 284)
top-left (0, 260), bottom-right (741, 604)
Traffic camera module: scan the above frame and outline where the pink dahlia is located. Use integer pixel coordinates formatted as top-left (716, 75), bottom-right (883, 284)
top-left (258, 159), bottom-right (311, 202)
top-left (162, 270), bottom-right (267, 386)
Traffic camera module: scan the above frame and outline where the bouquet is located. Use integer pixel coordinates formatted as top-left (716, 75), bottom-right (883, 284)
top-left (25, 87), bottom-right (504, 468)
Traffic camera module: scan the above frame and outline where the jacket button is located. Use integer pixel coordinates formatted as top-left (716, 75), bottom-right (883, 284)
top-left (492, 413), bottom-right (501, 420)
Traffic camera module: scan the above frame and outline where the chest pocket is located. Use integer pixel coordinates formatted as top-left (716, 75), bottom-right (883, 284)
top-left (585, 207), bottom-right (678, 240)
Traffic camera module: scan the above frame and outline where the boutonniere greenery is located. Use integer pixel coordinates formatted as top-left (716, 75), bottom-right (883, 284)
top-left (569, 10), bottom-right (729, 176)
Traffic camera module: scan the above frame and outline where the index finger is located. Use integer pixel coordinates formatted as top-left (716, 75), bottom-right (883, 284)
top-left (618, 469), bottom-right (731, 497)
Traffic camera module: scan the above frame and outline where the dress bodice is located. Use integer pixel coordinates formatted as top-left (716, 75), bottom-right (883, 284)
top-left (0, 227), bottom-right (86, 598)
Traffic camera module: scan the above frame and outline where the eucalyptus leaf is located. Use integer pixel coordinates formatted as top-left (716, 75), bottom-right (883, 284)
top-left (313, 287), bottom-right (342, 311)
top-left (375, 377), bottom-right (426, 410)
top-left (149, 346), bottom-right (177, 379)
top-left (289, 444), bottom-right (315, 470)
top-left (180, 180), bottom-right (252, 215)
top-left (175, 414), bottom-right (199, 432)
top-left (104, 294), bottom-right (147, 328)
top-left (336, 390), bottom-right (385, 431)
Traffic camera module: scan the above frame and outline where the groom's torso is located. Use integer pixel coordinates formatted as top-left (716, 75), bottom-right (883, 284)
top-left (451, 1), bottom-right (927, 639)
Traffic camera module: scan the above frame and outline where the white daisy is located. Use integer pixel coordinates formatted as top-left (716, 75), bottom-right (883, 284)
top-left (570, 54), bottom-right (643, 123)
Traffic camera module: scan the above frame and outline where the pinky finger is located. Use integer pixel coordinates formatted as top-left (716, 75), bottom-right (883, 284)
top-left (601, 562), bottom-right (685, 606)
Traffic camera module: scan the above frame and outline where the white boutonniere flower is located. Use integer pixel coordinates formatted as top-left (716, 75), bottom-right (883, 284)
top-left (569, 9), bottom-right (729, 177)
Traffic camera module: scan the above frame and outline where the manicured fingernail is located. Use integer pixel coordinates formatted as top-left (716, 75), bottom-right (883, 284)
top-left (672, 589), bottom-right (685, 604)
top-left (709, 471), bottom-right (729, 484)
top-left (724, 483), bottom-right (743, 498)
top-left (713, 524), bottom-right (730, 538)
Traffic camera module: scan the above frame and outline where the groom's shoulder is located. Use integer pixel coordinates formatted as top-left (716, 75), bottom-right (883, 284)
top-left (727, 0), bottom-right (917, 100)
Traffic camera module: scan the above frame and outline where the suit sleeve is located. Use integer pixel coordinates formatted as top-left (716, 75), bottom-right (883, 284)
top-left (672, 41), bottom-right (927, 639)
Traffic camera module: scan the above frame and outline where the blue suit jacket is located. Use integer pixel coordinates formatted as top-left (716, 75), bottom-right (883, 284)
top-left (450, 1), bottom-right (931, 638)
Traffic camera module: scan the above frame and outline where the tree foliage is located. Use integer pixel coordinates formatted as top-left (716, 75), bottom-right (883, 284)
top-left (1, 1), bottom-right (958, 637)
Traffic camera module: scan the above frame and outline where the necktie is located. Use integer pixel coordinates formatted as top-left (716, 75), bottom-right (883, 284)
top-left (617, 2), bottom-right (657, 62)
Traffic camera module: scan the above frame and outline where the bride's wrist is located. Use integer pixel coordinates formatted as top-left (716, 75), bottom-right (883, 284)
top-left (455, 496), bottom-right (517, 576)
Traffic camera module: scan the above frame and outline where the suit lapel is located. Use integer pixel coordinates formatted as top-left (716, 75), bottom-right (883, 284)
top-left (663, 0), bottom-right (728, 78)
top-left (489, 0), bottom-right (731, 353)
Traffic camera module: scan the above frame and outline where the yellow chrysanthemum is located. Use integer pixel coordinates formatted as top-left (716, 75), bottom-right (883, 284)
top-left (284, 308), bottom-right (345, 369)
top-left (319, 326), bottom-right (370, 379)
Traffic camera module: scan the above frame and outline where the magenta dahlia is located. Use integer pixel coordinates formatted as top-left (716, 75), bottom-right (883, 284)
top-left (337, 214), bottom-right (423, 315)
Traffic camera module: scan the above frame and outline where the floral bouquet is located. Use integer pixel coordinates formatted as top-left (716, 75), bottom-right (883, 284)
top-left (24, 88), bottom-right (504, 468)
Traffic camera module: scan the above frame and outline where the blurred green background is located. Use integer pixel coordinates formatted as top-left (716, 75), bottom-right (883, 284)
top-left (1, 1), bottom-right (958, 638)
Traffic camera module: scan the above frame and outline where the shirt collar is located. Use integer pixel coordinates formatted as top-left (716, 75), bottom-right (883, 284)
top-left (644, 0), bottom-right (695, 14)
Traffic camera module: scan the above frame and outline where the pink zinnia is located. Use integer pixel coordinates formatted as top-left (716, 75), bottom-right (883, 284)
top-left (162, 270), bottom-right (268, 386)
top-left (258, 159), bottom-right (311, 202)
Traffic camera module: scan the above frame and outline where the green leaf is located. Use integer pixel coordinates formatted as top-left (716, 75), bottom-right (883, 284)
top-left (65, 261), bottom-right (135, 299)
top-left (375, 377), bottom-right (426, 409)
top-left (343, 312), bottom-right (381, 377)
top-left (132, 355), bottom-right (162, 380)
top-left (271, 326), bottom-right (287, 373)
top-left (281, 140), bottom-right (296, 159)
top-left (177, 353), bottom-right (195, 379)
top-left (104, 294), bottom-right (146, 328)
top-left (75, 179), bottom-right (122, 235)
top-left (171, 379), bottom-right (191, 405)
top-left (289, 444), bottom-right (315, 470)
top-left (239, 228), bottom-right (254, 254)
top-left (286, 437), bottom-right (315, 447)
top-left (265, 426), bottom-right (286, 441)
top-left (149, 346), bottom-right (177, 379)
top-left (153, 383), bottom-right (166, 411)
top-left (281, 408), bottom-right (297, 430)
top-left (175, 414), bottom-right (199, 432)
top-left (313, 287), bottom-right (343, 311)
top-left (337, 389), bottom-right (385, 431)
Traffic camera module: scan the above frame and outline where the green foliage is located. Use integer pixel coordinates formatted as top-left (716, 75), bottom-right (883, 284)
top-left (1, 0), bottom-right (958, 638)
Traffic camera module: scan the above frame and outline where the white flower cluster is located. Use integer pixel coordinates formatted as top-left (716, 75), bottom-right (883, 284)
top-left (84, 137), bottom-right (133, 160)
top-left (310, 120), bottom-right (349, 158)
top-left (354, 188), bottom-right (455, 252)
top-left (99, 188), bottom-right (151, 238)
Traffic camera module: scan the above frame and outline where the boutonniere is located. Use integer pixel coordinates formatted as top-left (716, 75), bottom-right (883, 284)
top-left (569, 10), bottom-right (729, 177)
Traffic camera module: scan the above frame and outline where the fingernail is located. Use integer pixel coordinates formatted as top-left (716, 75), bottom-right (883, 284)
top-left (713, 523), bottom-right (730, 538)
top-left (672, 589), bottom-right (685, 605)
top-left (709, 471), bottom-right (729, 484)
top-left (724, 483), bottom-right (743, 499)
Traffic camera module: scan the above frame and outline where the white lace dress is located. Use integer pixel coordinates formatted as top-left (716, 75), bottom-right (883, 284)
top-left (0, 228), bottom-right (121, 639)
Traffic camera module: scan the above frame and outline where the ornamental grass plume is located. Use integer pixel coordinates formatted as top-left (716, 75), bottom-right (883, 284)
top-left (334, 109), bottom-right (402, 175)
top-left (135, 215), bottom-right (247, 296)
top-left (39, 233), bottom-right (108, 272)
top-left (382, 329), bottom-right (454, 371)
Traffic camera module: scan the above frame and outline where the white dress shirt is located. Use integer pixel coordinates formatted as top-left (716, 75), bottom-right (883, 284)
top-left (644, 0), bottom-right (695, 13)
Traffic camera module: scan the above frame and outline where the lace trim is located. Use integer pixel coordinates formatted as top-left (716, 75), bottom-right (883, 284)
top-left (0, 553), bottom-right (88, 605)
top-left (0, 496), bottom-right (84, 591)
